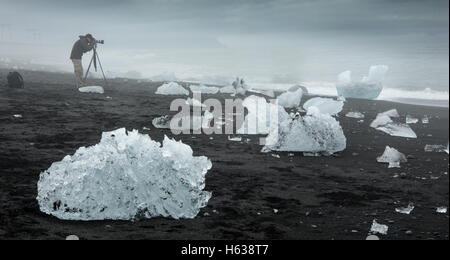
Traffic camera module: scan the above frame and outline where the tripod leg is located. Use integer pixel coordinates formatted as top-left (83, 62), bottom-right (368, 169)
top-left (84, 55), bottom-right (94, 82)
top-left (95, 52), bottom-right (108, 86)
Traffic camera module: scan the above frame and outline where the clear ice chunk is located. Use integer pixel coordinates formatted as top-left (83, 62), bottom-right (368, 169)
top-left (422, 116), bottom-right (429, 124)
top-left (424, 144), bottom-right (447, 153)
top-left (370, 220), bottom-right (388, 235)
top-left (377, 146), bottom-right (407, 168)
top-left (155, 82), bottom-right (189, 95)
top-left (336, 65), bottom-right (388, 100)
top-left (79, 86), bottom-right (104, 94)
top-left (263, 106), bottom-right (347, 154)
top-left (303, 97), bottom-right (344, 116)
top-left (277, 86), bottom-right (304, 108)
top-left (376, 123), bottom-right (417, 138)
top-left (345, 112), bottom-right (365, 119)
top-left (370, 109), bottom-right (416, 138)
top-left (395, 203), bottom-right (415, 215)
top-left (37, 128), bottom-right (212, 221)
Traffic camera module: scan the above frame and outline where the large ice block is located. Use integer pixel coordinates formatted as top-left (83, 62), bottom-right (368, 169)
top-left (37, 128), bottom-right (212, 221)
top-left (336, 65), bottom-right (388, 100)
top-left (263, 106), bottom-right (347, 154)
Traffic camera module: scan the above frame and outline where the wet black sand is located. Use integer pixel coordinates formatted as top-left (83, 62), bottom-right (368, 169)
top-left (0, 69), bottom-right (448, 240)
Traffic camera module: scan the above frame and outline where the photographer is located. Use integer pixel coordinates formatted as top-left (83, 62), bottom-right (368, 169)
top-left (70, 33), bottom-right (96, 89)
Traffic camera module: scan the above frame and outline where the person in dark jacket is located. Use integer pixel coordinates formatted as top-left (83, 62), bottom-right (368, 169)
top-left (70, 34), bottom-right (95, 88)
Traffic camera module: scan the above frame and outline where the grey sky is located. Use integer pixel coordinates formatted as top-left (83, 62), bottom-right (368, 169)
top-left (0, 0), bottom-right (448, 92)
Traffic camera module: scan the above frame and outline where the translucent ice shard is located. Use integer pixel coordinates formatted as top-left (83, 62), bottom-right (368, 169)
top-left (277, 86), bottom-right (303, 108)
top-left (424, 144), bottom-right (447, 153)
top-left (436, 207), bottom-right (448, 214)
top-left (303, 97), bottom-right (344, 116)
top-left (152, 115), bottom-right (172, 129)
top-left (377, 146), bottom-right (407, 168)
top-left (79, 86), bottom-right (104, 94)
top-left (370, 220), bottom-right (389, 235)
top-left (155, 82), bottom-right (189, 95)
top-left (263, 106), bottom-right (347, 154)
top-left (37, 128), bottom-right (212, 221)
top-left (422, 116), bottom-right (429, 124)
top-left (395, 203), bottom-right (415, 215)
top-left (336, 65), bottom-right (388, 100)
top-left (371, 109), bottom-right (416, 138)
top-left (376, 123), bottom-right (417, 138)
top-left (345, 112), bottom-right (365, 119)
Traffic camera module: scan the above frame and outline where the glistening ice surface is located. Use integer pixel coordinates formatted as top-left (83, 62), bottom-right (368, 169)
top-left (37, 128), bottom-right (212, 221)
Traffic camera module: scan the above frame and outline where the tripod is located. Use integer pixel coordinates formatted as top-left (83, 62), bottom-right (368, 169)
top-left (84, 46), bottom-right (108, 86)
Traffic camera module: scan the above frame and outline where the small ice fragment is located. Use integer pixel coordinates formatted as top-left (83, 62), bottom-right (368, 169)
top-left (406, 115), bottom-right (419, 124)
top-left (370, 220), bottom-right (388, 235)
top-left (345, 112), bottom-right (365, 119)
top-left (424, 145), bottom-right (447, 153)
top-left (79, 86), bottom-right (104, 94)
top-left (142, 127), bottom-right (150, 130)
top-left (155, 82), bottom-right (189, 96)
top-left (395, 203), bottom-right (415, 215)
top-left (422, 116), bottom-right (429, 124)
top-left (366, 235), bottom-right (380, 240)
top-left (271, 154), bottom-right (280, 159)
top-left (377, 146), bottom-right (407, 168)
top-left (303, 97), bottom-right (344, 116)
top-left (436, 207), bottom-right (448, 214)
top-left (13, 114), bottom-right (22, 118)
top-left (66, 235), bottom-right (80, 240)
top-left (228, 136), bottom-right (242, 142)
top-left (376, 123), bottom-right (417, 138)
top-left (273, 209), bottom-right (279, 214)
top-left (445, 143), bottom-right (449, 154)
top-left (152, 115), bottom-right (171, 129)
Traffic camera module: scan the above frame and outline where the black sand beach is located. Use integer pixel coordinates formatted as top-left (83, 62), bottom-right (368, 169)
top-left (0, 69), bottom-right (448, 240)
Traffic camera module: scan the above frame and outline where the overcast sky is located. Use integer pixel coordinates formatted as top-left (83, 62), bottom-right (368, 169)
top-left (0, 0), bottom-right (448, 91)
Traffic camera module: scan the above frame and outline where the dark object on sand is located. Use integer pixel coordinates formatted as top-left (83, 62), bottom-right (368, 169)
top-left (7, 71), bottom-right (24, 88)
